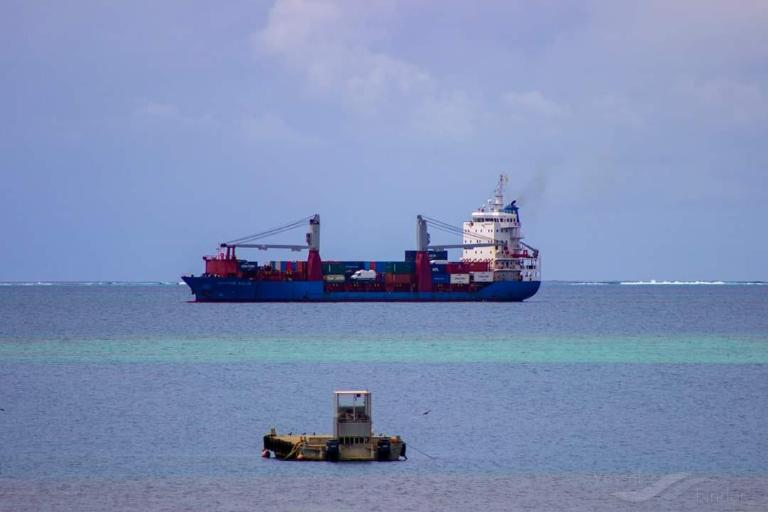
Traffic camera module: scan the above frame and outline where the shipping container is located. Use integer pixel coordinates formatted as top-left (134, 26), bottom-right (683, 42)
top-left (404, 250), bottom-right (448, 261)
top-left (322, 263), bottom-right (348, 275)
top-left (471, 271), bottom-right (494, 282)
top-left (392, 261), bottom-right (414, 274)
top-left (385, 273), bottom-right (414, 285)
top-left (430, 263), bottom-right (447, 274)
top-left (432, 274), bottom-right (450, 284)
top-left (446, 262), bottom-right (468, 274)
top-left (324, 274), bottom-right (345, 282)
top-left (374, 261), bottom-right (415, 274)
top-left (450, 273), bottom-right (470, 284)
top-left (239, 261), bottom-right (258, 271)
top-left (429, 250), bottom-right (448, 261)
top-left (332, 261), bottom-right (363, 270)
top-left (465, 261), bottom-right (491, 272)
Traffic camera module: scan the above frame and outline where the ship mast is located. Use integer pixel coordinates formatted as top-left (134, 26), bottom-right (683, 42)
top-left (492, 174), bottom-right (508, 211)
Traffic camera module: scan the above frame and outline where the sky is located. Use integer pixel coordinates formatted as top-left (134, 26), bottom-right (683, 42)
top-left (1, 0), bottom-right (767, 281)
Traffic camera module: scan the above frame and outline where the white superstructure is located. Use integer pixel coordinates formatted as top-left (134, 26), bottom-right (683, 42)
top-left (462, 175), bottom-right (540, 282)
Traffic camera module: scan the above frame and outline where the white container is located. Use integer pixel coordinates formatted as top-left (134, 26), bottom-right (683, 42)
top-left (324, 274), bottom-right (346, 282)
top-left (450, 273), bottom-right (470, 284)
top-left (472, 271), bottom-right (494, 282)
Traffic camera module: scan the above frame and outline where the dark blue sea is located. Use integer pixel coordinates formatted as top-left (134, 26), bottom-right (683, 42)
top-left (1, 282), bottom-right (767, 511)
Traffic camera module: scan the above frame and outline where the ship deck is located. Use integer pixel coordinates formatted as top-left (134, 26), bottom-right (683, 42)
top-left (263, 433), bottom-right (405, 462)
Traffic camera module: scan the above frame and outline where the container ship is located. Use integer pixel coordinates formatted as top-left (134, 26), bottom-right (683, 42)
top-left (182, 175), bottom-right (540, 302)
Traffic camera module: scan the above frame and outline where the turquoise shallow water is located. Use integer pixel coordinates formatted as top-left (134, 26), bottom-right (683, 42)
top-left (1, 283), bottom-right (767, 510)
top-left (2, 335), bottom-right (767, 364)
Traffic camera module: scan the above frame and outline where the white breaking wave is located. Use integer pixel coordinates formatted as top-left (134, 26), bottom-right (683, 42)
top-left (0, 281), bottom-right (55, 286)
top-left (563, 280), bottom-right (766, 286)
top-left (619, 280), bottom-right (758, 286)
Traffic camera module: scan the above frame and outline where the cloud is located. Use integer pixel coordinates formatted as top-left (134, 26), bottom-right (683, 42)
top-left (240, 113), bottom-right (320, 145)
top-left (410, 92), bottom-right (481, 139)
top-left (131, 101), bottom-right (219, 134)
top-left (252, 0), bottom-right (768, 156)
top-left (681, 78), bottom-right (768, 124)
top-left (135, 102), bottom-right (179, 118)
top-left (254, 0), bottom-right (484, 139)
top-left (255, 0), bottom-right (433, 113)
top-left (132, 101), bottom-right (318, 146)
top-left (502, 91), bottom-right (569, 118)
top-left (591, 95), bottom-right (643, 127)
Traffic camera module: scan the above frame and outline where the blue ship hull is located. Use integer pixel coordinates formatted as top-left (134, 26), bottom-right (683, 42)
top-left (182, 276), bottom-right (540, 302)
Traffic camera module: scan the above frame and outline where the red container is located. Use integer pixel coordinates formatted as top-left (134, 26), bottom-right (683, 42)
top-left (446, 263), bottom-right (467, 274)
top-left (204, 257), bottom-right (239, 276)
top-left (465, 261), bottom-right (490, 272)
top-left (385, 273), bottom-right (414, 285)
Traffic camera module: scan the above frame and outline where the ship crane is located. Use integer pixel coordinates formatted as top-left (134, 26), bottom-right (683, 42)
top-left (223, 243), bottom-right (307, 251)
top-left (209, 214), bottom-right (323, 281)
top-left (219, 215), bottom-right (318, 252)
top-left (416, 215), bottom-right (501, 251)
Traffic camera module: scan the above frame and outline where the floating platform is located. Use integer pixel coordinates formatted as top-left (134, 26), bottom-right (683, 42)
top-left (263, 432), bottom-right (405, 461)
top-left (262, 390), bottom-right (406, 462)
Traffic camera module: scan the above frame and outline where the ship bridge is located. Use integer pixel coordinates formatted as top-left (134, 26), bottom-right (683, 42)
top-left (462, 175), bottom-right (539, 282)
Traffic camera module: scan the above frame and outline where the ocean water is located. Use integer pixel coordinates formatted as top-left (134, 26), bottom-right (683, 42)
top-left (1, 282), bottom-right (767, 511)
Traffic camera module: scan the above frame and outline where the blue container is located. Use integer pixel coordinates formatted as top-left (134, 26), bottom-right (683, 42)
top-left (429, 250), bottom-right (448, 260)
top-left (432, 274), bottom-right (450, 284)
top-left (431, 263), bottom-right (447, 274)
top-left (239, 261), bottom-right (258, 272)
top-left (405, 250), bottom-right (448, 261)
